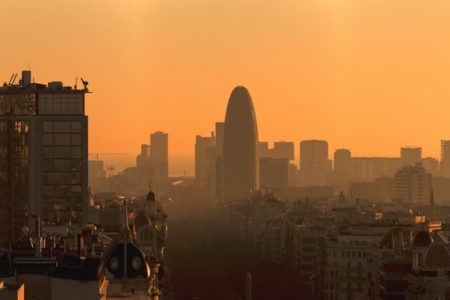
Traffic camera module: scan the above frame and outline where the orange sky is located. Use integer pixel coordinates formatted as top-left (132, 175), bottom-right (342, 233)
top-left (2, 0), bottom-right (450, 172)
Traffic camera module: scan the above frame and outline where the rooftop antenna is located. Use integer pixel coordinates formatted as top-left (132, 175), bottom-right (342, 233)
top-left (74, 77), bottom-right (78, 90)
top-left (10, 73), bottom-right (18, 86)
top-left (80, 77), bottom-right (89, 91)
top-left (8, 74), bottom-right (14, 85)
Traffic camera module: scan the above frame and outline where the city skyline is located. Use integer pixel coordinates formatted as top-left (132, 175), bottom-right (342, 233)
top-left (3, 2), bottom-right (450, 299)
top-left (2, 0), bottom-right (450, 161)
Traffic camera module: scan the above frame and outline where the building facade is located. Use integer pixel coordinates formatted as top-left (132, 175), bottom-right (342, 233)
top-left (0, 70), bottom-right (88, 244)
top-left (222, 86), bottom-right (259, 202)
top-left (394, 164), bottom-right (432, 205)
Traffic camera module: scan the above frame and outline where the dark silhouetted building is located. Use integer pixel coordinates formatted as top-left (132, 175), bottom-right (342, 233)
top-left (440, 140), bottom-right (450, 178)
top-left (394, 164), bottom-right (431, 205)
top-left (273, 141), bottom-right (294, 160)
top-left (351, 157), bottom-right (401, 182)
top-left (259, 141), bottom-right (271, 158)
top-left (422, 157), bottom-right (439, 176)
top-left (260, 157), bottom-right (289, 190)
top-left (400, 147), bottom-right (422, 167)
top-left (195, 133), bottom-right (215, 185)
top-left (223, 86), bottom-right (259, 202)
top-left (150, 131), bottom-right (168, 187)
top-left (334, 149), bottom-right (351, 173)
top-left (299, 140), bottom-right (331, 186)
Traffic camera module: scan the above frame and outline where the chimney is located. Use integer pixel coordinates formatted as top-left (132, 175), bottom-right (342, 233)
top-left (21, 70), bottom-right (31, 86)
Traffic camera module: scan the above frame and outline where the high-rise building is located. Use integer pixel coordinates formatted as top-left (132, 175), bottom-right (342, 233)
top-left (440, 140), bottom-right (450, 178)
top-left (150, 131), bottom-right (168, 186)
top-left (273, 141), bottom-right (294, 160)
top-left (136, 144), bottom-right (151, 169)
top-left (195, 133), bottom-right (215, 185)
top-left (394, 164), bottom-right (432, 205)
top-left (300, 140), bottom-right (330, 171)
top-left (133, 144), bottom-right (153, 193)
top-left (223, 86), bottom-right (259, 202)
top-left (334, 149), bottom-right (351, 173)
top-left (299, 140), bottom-right (331, 186)
top-left (259, 141), bottom-right (271, 158)
top-left (400, 147), bottom-right (422, 167)
top-left (351, 157), bottom-right (401, 182)
top-left (0, 70), bottom-right (89, 244)
top-left (332, 149), bottom-right (352, 186)
top-left (422, 157), bottom-right (439, 176)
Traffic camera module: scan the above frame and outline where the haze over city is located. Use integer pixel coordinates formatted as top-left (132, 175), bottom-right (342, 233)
top-left (2, 0), bottom-right (450, 175)
top-left (3, 1), bottom-right (450, 300)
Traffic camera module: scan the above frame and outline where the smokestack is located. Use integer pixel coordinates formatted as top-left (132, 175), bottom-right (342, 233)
top-left (21, 70), bottom-right (31, 86)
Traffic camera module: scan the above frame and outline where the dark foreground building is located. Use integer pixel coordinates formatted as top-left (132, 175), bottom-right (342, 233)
top-left (0, 70), bottom-right (89, 244)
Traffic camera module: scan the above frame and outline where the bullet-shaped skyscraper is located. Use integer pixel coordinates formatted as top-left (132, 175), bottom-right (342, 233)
top-left (222, 86), bottom-right (259, 202)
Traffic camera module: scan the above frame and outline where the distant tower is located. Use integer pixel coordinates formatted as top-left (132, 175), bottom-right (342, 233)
top-left (400, 147), bottom-right (422, 167)
top-left (299, 140), bottom-right (331, 186)
top-left (222, 86), bottom-right (259, 202)
top-left (150, 131), bottom-right (169, 187)
top-left (440, 140), bottom-right (450, 178)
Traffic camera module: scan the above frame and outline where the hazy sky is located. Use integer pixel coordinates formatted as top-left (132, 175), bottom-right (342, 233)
top-left (2, 0), bottom-right (450, 171)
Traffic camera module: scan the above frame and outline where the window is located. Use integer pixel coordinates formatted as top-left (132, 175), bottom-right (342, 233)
top-left (39, 93), bottom-right (84, 115)
top-left (71, 134), bottom-right (81, 145)
top-left (54, 122), bottom-right (71, 132)
top-left (54, 134), bottom-right (71, 145)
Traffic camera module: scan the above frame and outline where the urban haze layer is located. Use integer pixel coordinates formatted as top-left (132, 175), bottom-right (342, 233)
top-left (1, 71), bottom-right (450, 300)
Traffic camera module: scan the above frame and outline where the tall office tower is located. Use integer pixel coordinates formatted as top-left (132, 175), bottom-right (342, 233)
top-left (394, 164), bottom-right (432, 205)
top-left (400, 147), bottom-right (422, 167)
top-left (422, 157), bottom-right (439, 176)
top-left (150, 131), bottom-right (169, 186)
top-left (259, 157), bottom-right (288, 190)
top-left (440, 140), bottom-right (450, 178)
top-left (334, 149), bottom-right (352, 173)
top-left (195, 133), bottom-right (216, 185)
top-left (273, 141), bottom-right (294, 160)
top-left (0, 70), bottom-right (89, 244)
top-left (333, 148), bottom-right (352, 186)
top-left (215, 122), bottom-right (224, 204)
top-left (300, 140), bottom-right (329, 170)
top-left (299, 140), bottom-right (331, 186)
top-left (223, 86), bottom-right (259, 202)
